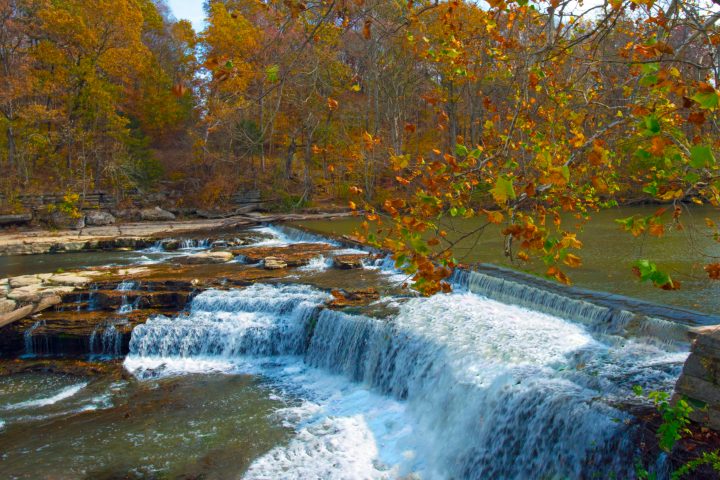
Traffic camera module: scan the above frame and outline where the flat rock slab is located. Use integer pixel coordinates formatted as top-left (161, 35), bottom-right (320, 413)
top-left (233, 243), bottom-right (335, 267)
top-left (178, 251), bottom-right (235, 264)
top-left (333, 253), bottom-right (369, 269)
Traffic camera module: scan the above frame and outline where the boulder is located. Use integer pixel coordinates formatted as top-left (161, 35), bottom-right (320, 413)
top-left (140, 206), bottom-right (176, 221)
top-left (0, 298), bottom-right (16, 314)
top-left (179, 251), bottom-right (234, 264)
top-left (114, 209), bottom-right (141, 221)
top-left (85, 210), bottom-right (116, 226)
top-left (47, 210), bottom-right (85, 230)
top-left (264, 256), bottom-right (288, 270)
top-left (333, 254), bottom-right (367, 270)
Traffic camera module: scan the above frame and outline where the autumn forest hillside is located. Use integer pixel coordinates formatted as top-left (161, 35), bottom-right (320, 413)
top-left (2, 0), bottom-right (720, 291)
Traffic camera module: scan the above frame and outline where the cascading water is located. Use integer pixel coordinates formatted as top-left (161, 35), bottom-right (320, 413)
top-left (116, 280), bottom-right (138, 314)
top-left (127, 284), bottom-right (328, 362)
top-left (298, 255), bottom-right (332, 272)
top-left (89, 322), bottom-right (123, 358)
top-left (23, 320), bottom-right (48, 357)
top-left (250, 225), bottom-right (340, 246)
top-left (123, 280), bottom-right (687, 479)
top-left (451, 268), bottom-right (692, 346)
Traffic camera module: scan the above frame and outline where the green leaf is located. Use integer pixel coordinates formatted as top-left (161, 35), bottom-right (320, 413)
top-left (266, 65), bottom-right (279, 82)
top-left (690, 145), bottom-right (715, 169)
top-left (491, 177), bottom-right (516, 204)
top-left (692, 90), bottom-right (719, 110)
top-left (643, 115), bottom-right (661, 134)
top-left (561, 165), bottom-right (570, 182)
top-left (455, 144), bottom-right (469, 157)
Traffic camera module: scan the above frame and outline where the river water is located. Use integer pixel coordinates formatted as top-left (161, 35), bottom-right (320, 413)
top-left (0, 221), bottom-right (710, 478)
top-left (293, 205), bottom-right (720, 314)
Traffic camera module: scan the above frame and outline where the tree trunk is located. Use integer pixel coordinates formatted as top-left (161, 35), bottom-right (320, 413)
top-left (285, 138), bottom-right (296, 180)
top-left (6, 125), bottom-right (16, 171)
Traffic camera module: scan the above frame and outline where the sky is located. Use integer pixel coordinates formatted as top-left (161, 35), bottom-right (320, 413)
top-left (167, 1), bottom-right (206, 33)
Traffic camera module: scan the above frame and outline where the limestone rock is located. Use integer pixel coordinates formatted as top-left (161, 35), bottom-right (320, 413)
top-left (0, 214), bottom-right (32, 226)
top-left (47, 273), bottom-right (92, 287)
top-left (0, 298), bottom-right (16, 314)
top-left (0, 305), bottom-right (34, 329)
top-left (333, 254), bottom-right (367, 270)
top-left (179, 251), bottom-right (234, 264)
top-left (140, 206), bottom-right (176, 221)
top-left (675, 326), bottom-right (720, 430)
top-left (264, 256), bottom-right (288, 270)
top-left (85, 210), bottom-right (116, 226)
top-left (9, 275), bottom-right (42, 288)
top-left (33, 294), bottom-right (62, 313)
top-left (8, 284), bottom-right (70, 303)
top-left (47, 210), bottom-right (85, 230)
top-left (328, 288), bottom-right (380, 308)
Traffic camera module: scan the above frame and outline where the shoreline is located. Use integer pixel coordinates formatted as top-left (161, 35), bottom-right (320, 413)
top-left (0, 211), bottom-right (352, 256)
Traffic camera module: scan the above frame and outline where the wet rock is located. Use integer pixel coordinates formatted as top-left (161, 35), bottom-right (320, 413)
top-left (333, 254), bottom-right (368, 270)
top-left (328, 288), bottom-right (380, 308)
top-left (264, 256), bottom-right (287, 270)
top-left (84, 210), bottom-right (116, 226)
top-left (140, 206), bottom-right (176, 221)
top-left (178, 251), bottom-right (234, 264)
top-left (52, 241), bottom-right (88, 253)
top-left (163, 240), bottom-right (181, 251)
top-left (233, 243), bottom-right (335, 267)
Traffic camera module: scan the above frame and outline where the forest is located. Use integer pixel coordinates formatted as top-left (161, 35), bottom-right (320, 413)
top-left (2, 0), bottom-right (720, 291)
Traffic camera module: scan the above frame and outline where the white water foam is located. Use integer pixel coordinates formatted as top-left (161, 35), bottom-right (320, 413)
top-left (249, 225), bottom-right (340, 247)
top-left (122, 283), bottom-right (686, 479)
top-left (3, 382), bottom-right (88, 410)
top-left (298, 255), bottom-right (332, 272)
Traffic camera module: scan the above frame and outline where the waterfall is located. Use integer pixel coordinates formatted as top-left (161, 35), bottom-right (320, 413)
top-left (303, 294), bottom-right (685, 479)
top-left (299, 255), bottom-right (332, 272)
top-left (123, 282), bottom-right (686, 479)
top-left (116, 280), bottom-right (138, 314)
top-left (23, 320), bottom-right (48, 357)
top-left (180, 238), bottom-right (209, 249)
top-left (89, 322), bottom-right (123, 358)
top-left (451, 269), bottom-right (692, 347)
top-left (250, 225), bottom-right (340, 246)
top-left (127, 284), bottom-right (329, 360)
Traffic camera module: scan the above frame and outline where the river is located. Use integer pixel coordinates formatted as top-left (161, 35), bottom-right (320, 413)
top-left (293, 205), bottom-right (720, 314)
top-left (0, 220), bottom-right (713, 479)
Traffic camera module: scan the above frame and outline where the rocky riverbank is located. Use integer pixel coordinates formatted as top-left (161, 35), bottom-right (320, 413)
top-left (0, 237), bottom-right (387, 358)
top-left (0, 211), bottom-right (352, 256)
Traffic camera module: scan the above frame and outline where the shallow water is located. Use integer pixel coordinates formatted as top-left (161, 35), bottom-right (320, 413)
top-left (0, 371), bottom-right (289, 479)
top-left (293, 205), bottom-right (720, 313)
